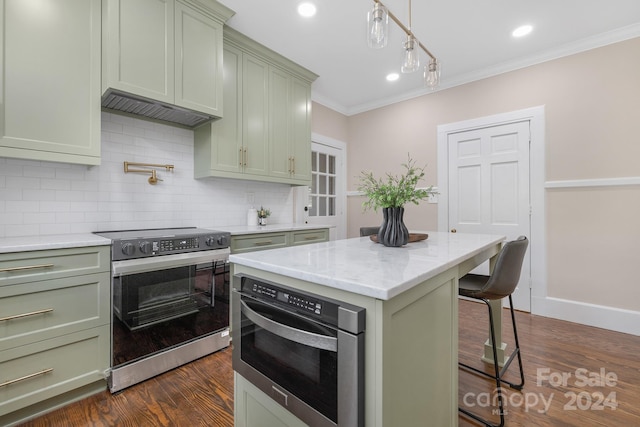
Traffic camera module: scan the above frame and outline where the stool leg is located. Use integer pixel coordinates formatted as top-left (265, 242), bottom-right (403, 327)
top-left (459, 299), bottom-right (505, 427)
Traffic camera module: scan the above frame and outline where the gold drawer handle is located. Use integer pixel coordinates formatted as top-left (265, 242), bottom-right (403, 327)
top-left (254, 240), bottom-right (273, 246)
top-left (0, 263), bottom-right (54, 273)
top-left (0, 308), bottom-right (54, 322)
top-left (0, 368), bottom-right (54, 388)
top-left (304, 236), bottom-right (318, 240)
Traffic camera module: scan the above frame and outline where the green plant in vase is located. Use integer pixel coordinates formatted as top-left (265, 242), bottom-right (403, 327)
top-left (258, 206), bottom-right (271, 226)
top-left (357, 154), bottom-right (436, 246)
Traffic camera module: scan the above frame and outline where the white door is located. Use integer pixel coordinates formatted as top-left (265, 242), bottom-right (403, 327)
top-left (447, 121), bottom-right (531, 311)
top-left (307, 137), bottom-right (347, 240)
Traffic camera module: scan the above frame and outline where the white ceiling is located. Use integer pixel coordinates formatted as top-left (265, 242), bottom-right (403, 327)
top-left (216, 0), bottom-right (640, 115)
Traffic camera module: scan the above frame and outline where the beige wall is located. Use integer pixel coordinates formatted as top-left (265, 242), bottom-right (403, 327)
top-left (311, 37), bottom-right (640, 323)
top-left (311, 101), bottom-right (349, 142)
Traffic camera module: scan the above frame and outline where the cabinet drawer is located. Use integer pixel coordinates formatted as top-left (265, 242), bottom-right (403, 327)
top-left (0, 273), bottom-right (110, 350)
top-left (0, 325), bottom-right (109, 417)
top-left (290, 229), bottom-right (329, 246)
top-left (0, 246), bottom-right (110, 287)
top-left (231, 232), bottom-right (288, 254)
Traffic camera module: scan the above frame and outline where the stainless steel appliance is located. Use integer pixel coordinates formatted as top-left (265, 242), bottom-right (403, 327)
top-left (94, 227), bottom-right (230, 392)
top-left (232, 274), bottom-right (366, 427)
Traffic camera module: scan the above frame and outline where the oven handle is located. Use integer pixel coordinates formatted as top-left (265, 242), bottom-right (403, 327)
top-left (240, 299), bottom-right (337, 352)
top-left (112, 249), bottom-right (229, 276)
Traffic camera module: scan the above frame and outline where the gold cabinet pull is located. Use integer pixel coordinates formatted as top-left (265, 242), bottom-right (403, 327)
top-left (254, 240), bottom-right (273, 246)
top-left (304, 236), bottom-right (317, 240)
top-left (291, 157), bottom-right (295, 175)
top-left (239, 148), bottom-right (243, 167)
top-left (244, 148), bottom-right (248, 166)
top-left (0, 308), bottom-right (54, 322)
top-left (0, 368), bottom-right (54, 388)
top-left (0, 263), bottom-right (54, 273)
top-left (451, 229), bottom-right (457, 233)
top-left (288, 157), bottom-right (292, 173)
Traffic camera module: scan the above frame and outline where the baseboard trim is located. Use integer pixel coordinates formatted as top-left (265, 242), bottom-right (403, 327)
top-left (532, 296), bottom-right (640, 336)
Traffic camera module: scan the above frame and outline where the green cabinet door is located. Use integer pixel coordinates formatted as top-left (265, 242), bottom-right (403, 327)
top-left (268, 70), bottom-right (312, 184)
top-left (195, 45), bottom-right (244, 177)
top-left (289, 76), bottom-right (312, 183)
top-left (268, 66), bottom-right (293, 181)
top-left (0, 0), bottom-right (101, 165)
top-left (175, 0), bottom-right (224, 117)
top-left (242, 53), bottom-right (270, 177)
top-left (102, 0), bottom-right (175, 103)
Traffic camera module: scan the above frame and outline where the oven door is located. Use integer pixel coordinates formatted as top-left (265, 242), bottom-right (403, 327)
top-left (111, 249), bottom-right (229, 366)
top-left (233, 288), bottom-right (364, 427)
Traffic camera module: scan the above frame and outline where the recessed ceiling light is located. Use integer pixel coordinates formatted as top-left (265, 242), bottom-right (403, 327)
top-left (386, 73), bottom-right (399, 82)
top-left (512, 25), bottom-right (533, 38)
top-left (298, 2), bottom-right (316, 18)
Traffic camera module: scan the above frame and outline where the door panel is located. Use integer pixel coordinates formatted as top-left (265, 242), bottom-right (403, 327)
top-left (448, 121), bottom-right (531, 311)
top-left (306, 141), bottom-right (346, 240)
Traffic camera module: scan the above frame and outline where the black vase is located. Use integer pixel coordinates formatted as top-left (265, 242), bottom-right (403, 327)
top-left (377, 207), bottom-right (409, 247)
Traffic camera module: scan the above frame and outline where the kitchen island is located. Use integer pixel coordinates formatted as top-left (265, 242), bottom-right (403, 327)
top-left (229, 231), bottom-right (505, 427)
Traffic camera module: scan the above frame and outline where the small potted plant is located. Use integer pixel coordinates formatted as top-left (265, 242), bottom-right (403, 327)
top-left (257, 206), bottom-right (271, 226)
top-left (357, 154), bottom-right (436, 247)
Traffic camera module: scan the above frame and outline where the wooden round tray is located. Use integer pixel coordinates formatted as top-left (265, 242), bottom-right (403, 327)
top-left (369, 233), bottom-right (428, 243)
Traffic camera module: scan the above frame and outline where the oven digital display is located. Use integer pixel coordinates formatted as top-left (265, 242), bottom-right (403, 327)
top-left (158, 237), bottom-right (199, 252)
top-left (250, 283), bottom-right (322, 316)
top-left (279, 292), bottom-right (322, 315)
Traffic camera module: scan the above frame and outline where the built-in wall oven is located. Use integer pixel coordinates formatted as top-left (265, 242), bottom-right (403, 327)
top-left (94, 227), bottom-right (231, 392)
top-left (232, 274), bottom-right (366, 427)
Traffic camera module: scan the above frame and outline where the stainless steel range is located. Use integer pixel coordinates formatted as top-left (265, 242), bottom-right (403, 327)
top-left (94, 227), bottom-right (231, 392)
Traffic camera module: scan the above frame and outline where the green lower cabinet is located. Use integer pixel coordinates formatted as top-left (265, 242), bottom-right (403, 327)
top-left (290, 229), bottom-right (329, 246)
top-left (235, 373), bottom-right (308, 427)
top-left (230, 229), bottom-right (329, 254)
top-left (0, 245), bottom-right (111, 426)
top-left (0, 326), bottom-right (109, 424)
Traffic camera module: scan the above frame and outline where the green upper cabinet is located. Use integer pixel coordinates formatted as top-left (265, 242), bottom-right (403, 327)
top-left (0, 0), bottom-right (101, 165)
top-left (269, 71), bottom-right (313, 183)
top-left (241, 52), bottom-right (270, 177)
top-left (102, 0), bottom-right (175, 104)
top-left (102, 0), bottom-right (232, 118)
top-left (194, 27), bottom-right (317, 184)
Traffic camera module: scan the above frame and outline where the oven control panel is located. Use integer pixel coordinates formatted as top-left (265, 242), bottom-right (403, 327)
top-left (251, 282), bottom-right (323, 316)
top-left (158, 237), bottom-right (199, 252)
top-left (101, 228), bottom-right (231, 260)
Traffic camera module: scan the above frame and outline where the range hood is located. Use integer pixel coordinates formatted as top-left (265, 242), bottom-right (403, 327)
top-left (101, 89), bottom-right (216, 129)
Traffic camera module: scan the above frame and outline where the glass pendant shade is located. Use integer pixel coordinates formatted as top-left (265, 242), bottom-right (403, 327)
top-left (424, 59), bottom-right (441, 89)
top-left (401, 35), bottom-right (419, 73)
top-left (367, 3), bottom-right (388, 49)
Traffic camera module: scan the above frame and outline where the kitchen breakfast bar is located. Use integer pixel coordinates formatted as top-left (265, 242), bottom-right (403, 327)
top-left (229, 232), bottom-right (505, 427)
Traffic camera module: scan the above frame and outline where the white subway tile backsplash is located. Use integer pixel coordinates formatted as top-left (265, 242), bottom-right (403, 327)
top-left (23, 189), bottom-right (56, 202)
top-left (0, 112), bottom-right (295, 238)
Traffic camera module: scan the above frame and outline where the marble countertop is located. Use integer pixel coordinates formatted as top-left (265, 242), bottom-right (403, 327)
top-left (213, 223), bottom-right (333, 235)
top-left (0, 224), bottom-right (332, 253)
top-left (230, 231), bottom-right (505, 300)
top-left (0, 234), bottom-right (112, 254)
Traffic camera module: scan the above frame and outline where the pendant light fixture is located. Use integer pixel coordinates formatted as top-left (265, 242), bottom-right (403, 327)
top-left (367, 0), bottom-right (440, 88)
top-left (400, 0), bottom-right (418, 73)
top-left (367, 2), bottom-right (388, 48)
top-left (424, 58), bottom-right (441, 89)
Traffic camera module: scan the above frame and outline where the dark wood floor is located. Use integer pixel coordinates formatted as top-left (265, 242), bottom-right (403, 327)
top-left (18, 300), bottom-right (640, 426)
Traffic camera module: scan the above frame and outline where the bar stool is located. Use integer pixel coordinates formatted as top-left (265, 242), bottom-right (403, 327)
top-left (458, 236), bottom-right (528, 427)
